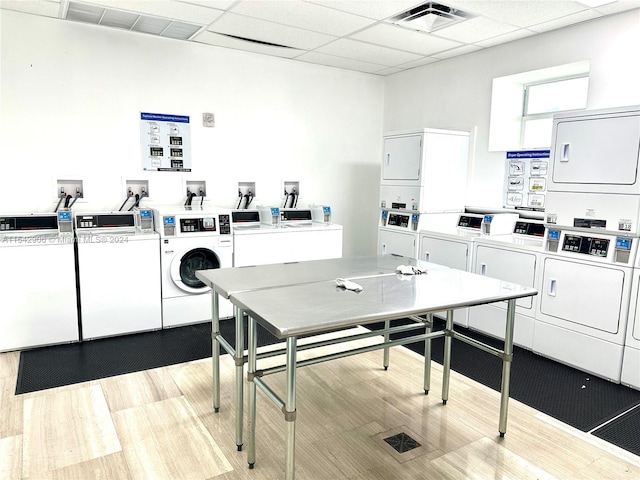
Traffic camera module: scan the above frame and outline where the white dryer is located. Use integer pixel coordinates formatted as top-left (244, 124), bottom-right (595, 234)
top-left (75, 211), bottom-right (162, 339)
top-left (534, 228), bottom-right (637, 382)
top-left (418, 212), bottom-right (519, 327)
top-left (154, 206), bottom-right (234, 327)
top-left (621, 251), bottom-right (640, 390)
top-left (0, 211), bottom-right (78, 351)
top-left (468, 219), bottom-right (545, 349)
top-left (233, 208), bottom-right (343, 267)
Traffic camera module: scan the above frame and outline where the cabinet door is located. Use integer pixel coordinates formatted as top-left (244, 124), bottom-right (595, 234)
top-left (419, 236), bottom-right (468, 271)
top-left (382, 134), bottom-right (422, 182)
top-left (552, 114), bottom-right (640, 186)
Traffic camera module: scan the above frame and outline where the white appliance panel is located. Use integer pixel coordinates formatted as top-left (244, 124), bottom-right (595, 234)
top-left (77, 233), bottom-right (161, 339)
top-left (551, 113), bottom-right (640, 190)
top-left (468, 304), bottom-right (535, 350)
top-left (539, 258), bottom-right (628, 336)
top-left (0, 241), bottom-right (78, 351)
top-left (474, 245), bottom-right (536, 309)
top-left (379, 228), bottom-right (416, 258)
top-left (382, 133), bottom-right (422, 182)
top-left (419, 235), bottom-right (469, 271)
top-left (621, 266), bottom-right (640, 389)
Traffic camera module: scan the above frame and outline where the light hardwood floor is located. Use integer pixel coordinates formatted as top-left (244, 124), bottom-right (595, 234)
top-left (1, 328), bottom-right (639, 479)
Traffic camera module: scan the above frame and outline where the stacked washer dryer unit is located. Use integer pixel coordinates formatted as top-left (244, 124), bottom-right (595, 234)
top-left (154, 206), bottom-right (234, 326)
top-left (418, 211), bottom-right (519, 327)
top-left (75, 209), bottom-right (162, 339)
top-left (0, 211), bottom-right (78, 351)
top-left (232, 206), bottom-right (342, 267)
top-left (535, 105), bottom-right (640, 382)
top-left (468, 218), bottom-right (546, 349)
top-left (378, 128), bottom-right (470, 259)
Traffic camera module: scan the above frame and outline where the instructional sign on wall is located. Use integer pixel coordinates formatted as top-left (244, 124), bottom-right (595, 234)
top-left (140, 112), bottom-right (191, 172)
top-left (503, 150), bottom-right (549, 212)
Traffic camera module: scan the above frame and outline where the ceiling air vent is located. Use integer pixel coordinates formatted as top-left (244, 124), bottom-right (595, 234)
top-left (65, 1), bottom-right (202, 40)
top-left (389, 2), bottom-right (474, 33)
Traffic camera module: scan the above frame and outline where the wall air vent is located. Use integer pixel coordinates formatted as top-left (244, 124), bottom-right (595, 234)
top-left (64, 1), bottom-right (202, 40)
top-left (388, 2), bottom-right (474, 33)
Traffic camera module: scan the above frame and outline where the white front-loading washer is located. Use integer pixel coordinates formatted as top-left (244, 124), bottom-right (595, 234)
top-left (75, 210), bottom-right (162, 339)
top-left (534, 228), bottom-right (637, 382)
top-left (0, 211), bottom-right (79, 351)
top-left (621, 252), bottom-right (640, 390)
top-left (154, 206), bottom-right (233, 327)
top-left (468, 219), bottom-right (546, 349)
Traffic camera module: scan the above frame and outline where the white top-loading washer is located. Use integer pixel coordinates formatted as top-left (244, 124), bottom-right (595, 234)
top-left (0, 211), bottom-right (78, 351)
top-left (75, 210), bottom-right (162, 339)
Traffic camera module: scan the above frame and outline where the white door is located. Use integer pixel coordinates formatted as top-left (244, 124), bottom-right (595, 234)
top-left (551, 114), bottom-right (640, 190)
top-left (474, 245), bottom-right (537, 309)
top-left (419, 235), bottom-right (469, 270)
top-left (379, 229), bottom-right (416, 258)
top-left (381, 134), bottom-right (422, 182)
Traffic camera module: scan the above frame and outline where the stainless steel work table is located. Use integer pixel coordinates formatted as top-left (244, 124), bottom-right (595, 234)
top-left (195, 255), bottom-right (438, 451)
top-left (230, 268), bottom-right (537, 479)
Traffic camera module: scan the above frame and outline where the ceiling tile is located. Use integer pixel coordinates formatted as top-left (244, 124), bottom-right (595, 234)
top-left (528, 9), bottom-right (603, 33)
top-left (475, 28), bottom-right (537, 47)
top-left (395, 56), bottom-right (441, 69)
top-left (1, 0), bottom-right (61, 18)
top-left (316, 38), bottom-right (424, 66)
top-left (374, 66), bottom-right (407, 75)
top-left (593, 0), bottom-right (640, 14)
top-left (207, 12), bottom-right (336, 49)
top-left (228, 0), bottom-right (375, 36)
top-left (349, 23), bottom-right (463, 56)
top-left (81, 0), bottom-right (224, 24)
top-left (431, 43), bottom-right (483, 59)
top-left (295, 51), bottom-right (386, 73)
top-left (195, 30), bottom-right (304, 58)
top-left (445, 0), bottom-right (589, 28)
top-left (432, 16), bottom-right (519, 43)
top-left (304, 0), bottom-right (423, 20)
top-left (176, 0), bottom-right (237, 9)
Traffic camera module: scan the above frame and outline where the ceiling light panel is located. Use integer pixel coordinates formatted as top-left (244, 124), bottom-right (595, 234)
top-left (207, 12), bottom-right (336, 50)
top-left (133, 16), bottom-right (172, 35)
top-left (66, 1), bottom-right (104, 24)
top-left (162, 21), bottom-right (202, 39)
top-left (100, 9), bottom-right (139, 29)
top-left (80, 0), bottom-right (224, 24)
top-left (229, 0), bottom-right (375, 36)
top-left (350, 23), bottom-right (462, 56)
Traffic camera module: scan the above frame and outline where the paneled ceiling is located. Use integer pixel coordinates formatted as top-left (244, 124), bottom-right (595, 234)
top-left (2, 0), bottom-right (639, 75)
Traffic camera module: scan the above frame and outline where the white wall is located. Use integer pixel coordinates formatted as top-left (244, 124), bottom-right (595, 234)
top-left (384, 10), bottom-right (640, 208)
top-left (0, 10), bottom-right (384, 257)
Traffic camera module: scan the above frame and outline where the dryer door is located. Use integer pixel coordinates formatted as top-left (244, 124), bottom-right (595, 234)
top-left (170, 247), bottom-right (221, 294)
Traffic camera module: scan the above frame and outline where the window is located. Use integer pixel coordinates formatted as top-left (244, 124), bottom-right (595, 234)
top-left (488, 61), bottom-right (590, 151)
top-left (521, 76), bottom-right (589, 148)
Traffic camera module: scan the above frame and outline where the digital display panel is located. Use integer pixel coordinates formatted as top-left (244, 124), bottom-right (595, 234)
top-left (458, 215), bottom-right (482, 229)
top-left (388, 213), bottom-right (410, 228)
top-left (562, 235), bottom-right (609, 257)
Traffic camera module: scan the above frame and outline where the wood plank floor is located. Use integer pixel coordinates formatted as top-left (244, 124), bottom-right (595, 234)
top-left (2, 329), bottom-right (639, 479)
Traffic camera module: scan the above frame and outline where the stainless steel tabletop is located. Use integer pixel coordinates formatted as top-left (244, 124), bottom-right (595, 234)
top-left (196, 255), bottom-right (442, 299)
top-left (232, 269), bottom-right (538, 339)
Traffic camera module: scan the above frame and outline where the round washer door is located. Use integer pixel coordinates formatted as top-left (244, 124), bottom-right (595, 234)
top-left (170, 247), bottom-right (221, 294)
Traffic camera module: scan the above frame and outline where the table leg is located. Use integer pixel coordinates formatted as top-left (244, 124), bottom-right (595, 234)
top-left (383, 319), bottom-right (390, 370)
top-left (441, 310), bottom-right (453, 404)
top-left (212, 291), bottom-right (221, 413)
top-left (499, 299), bottom-right (516, 437)
top-left (235, 306), bottom-right (245, 451)
top-left (247, 315), bottom-right (258, 469)
top-left (423, 314), bottom-right (433, 395)
top-left (285, 337), bottom-right (298, 480)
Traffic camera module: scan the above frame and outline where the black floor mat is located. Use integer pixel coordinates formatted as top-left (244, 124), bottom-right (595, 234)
top-left (368, 318), bottom-right (640, 434)
top-left (16, 319), bottom-right (280, 395)
top-left (592, 407), bottom-right (640, 456)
